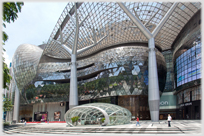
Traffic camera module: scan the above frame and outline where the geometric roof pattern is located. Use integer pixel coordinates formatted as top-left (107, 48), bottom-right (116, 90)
top-left (42, 2), bottom-right (201, 59)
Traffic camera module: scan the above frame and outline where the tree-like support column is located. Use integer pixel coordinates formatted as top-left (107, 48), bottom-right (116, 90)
top-left (117, 2), bottom-right (178, 122)
top-left (56, 3), bottom-right (108, 110)
top-left (69, 54), bottom-right (78, 109)
top-left (148, 37), bottom-right (160, 122)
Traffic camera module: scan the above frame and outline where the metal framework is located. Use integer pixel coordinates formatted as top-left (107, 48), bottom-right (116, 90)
top-left (41, 2), bottom-right (200, 122)
top-left (43, 2), bottom-right (200, 59)
top-left (64, 103), bottom-right (132, 126)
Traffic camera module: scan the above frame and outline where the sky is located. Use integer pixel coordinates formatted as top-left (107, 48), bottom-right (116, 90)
top-left (3, 2), bottom-right (68, 67)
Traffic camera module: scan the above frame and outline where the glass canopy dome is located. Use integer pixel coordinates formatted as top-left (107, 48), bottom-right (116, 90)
top-left (64, 103), bottom-right (132, 126)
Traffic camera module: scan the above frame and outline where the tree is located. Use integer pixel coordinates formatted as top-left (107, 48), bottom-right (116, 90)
top-left (3, 63), bottom-right (12, 89)
top-left (3, 97), bottom-right (13, 112)
top-left (2, 2), bottom-right (24, 117)
top-left (2, 2), bottom-right (24, 89)
top-left (3, 2), bottom-right (24, 44)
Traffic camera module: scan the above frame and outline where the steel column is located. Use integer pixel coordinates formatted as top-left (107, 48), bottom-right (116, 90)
top-left (13, 85), bottom-right (20, 123)
top-left (69, 54), bottom-right (78, 109)
top-left (148, 37), bottom-right (160, 122)
top-left (69, 3), bottom-right (79, 109)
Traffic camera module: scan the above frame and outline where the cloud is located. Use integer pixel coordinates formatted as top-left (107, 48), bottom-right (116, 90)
top-left (3, 2), bottom-right (67, 64)
top-left (3, 51), bottom-right (12, 67)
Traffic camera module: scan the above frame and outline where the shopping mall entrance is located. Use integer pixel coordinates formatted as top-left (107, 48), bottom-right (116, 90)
top-left (176, 100), bottom-right (201, 119)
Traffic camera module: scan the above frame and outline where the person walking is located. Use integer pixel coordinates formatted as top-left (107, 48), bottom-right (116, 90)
top-left (136, 116), bottom-right (141, 126)
top-left (24, 120), bottom-right (26, 126)
top-left (47, 119), bottom-right (49, 124)
top-left (167, 114), bottom-right (172, 127)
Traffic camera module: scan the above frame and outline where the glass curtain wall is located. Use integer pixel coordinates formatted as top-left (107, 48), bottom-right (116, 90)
top-left (174, 41), bottom-right (201, 87)
top-left (22, 46), bottom-right (166, 104)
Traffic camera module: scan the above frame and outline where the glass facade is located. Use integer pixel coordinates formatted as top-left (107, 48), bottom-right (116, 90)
top-left (174, 41), bottom-right (201, 87)
top-left (162, 50), bottom-right (174, 92)
top-left (12, 44), bottom-right (43, 91)
top-left (6, 2), bottom-right (201, 122)
top-left (20, 46), bottom-right (166, 104)
top-left (118, 95), bottom-right (150, 120)
top-left (173, 9), bottom-right (201, 120)
top-left (177, 85), bottom-right (201, 104)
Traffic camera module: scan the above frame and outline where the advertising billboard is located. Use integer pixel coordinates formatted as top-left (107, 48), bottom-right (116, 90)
top-left (54, 111), bottom-right (61, 120)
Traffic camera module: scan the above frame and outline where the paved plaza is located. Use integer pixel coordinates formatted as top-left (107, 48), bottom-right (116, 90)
top-left (3, 120), bottom-right (202, 135)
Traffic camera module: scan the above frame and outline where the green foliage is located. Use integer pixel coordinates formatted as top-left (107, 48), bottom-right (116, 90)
top-left (109, 116), bottom-right (116, 121)
top-left (101, 118), bottom-right (105, 123)
top-left (2, 2), bottom-right (24, 44)
top-left (3, 63), bottom-right (12, 89)
top-left (24, 82), bottom-right (70, 103)
top-left (3, 2), bottom-right (24, 24)
top-left (2, 31), bottom-right (8, 44)
top-left (2, 2), bottom-right (24, 90)
top-left (71, 116), bottom-right (79, 123)
top-left (3, 122), bottom-right (10, 126)
top-left (3, 97), bottom-right (13, 112)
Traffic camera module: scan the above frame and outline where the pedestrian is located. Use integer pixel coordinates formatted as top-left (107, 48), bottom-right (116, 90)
top-left (24, 120), bottom-right (26, 126)
top-left (47, 119), bottom-right (49, 124)
top-left (136, 116), bottom-right (141, 126)
top-left (167, 114), bottom-right (172, 127)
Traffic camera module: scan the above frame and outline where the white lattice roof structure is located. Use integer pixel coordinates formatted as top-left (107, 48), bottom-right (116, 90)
top-left (42, 2), bottom-right (201, 59)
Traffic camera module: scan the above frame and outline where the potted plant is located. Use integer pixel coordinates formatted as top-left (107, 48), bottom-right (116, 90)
top-left (71, 116), bottom-right (79, 126)
top-left (101, 118), bottom-right (105, 123)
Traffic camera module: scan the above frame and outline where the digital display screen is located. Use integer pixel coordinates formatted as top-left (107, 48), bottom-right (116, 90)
top-left (176, 42), bottom-right (201, 87)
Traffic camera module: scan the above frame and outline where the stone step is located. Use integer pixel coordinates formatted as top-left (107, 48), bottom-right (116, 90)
top-left (4, 127), bottom-right (200, 135)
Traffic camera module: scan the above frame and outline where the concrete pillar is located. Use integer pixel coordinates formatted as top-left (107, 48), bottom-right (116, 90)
top-left (69, 54), bottom-right (78, 109)
top-left (13, 86), bottom-right (20, 123)
top-left (148, 37), bottom-right (160, 122)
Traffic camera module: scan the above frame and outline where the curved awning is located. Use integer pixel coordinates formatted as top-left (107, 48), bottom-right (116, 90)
top-left (64, 103), bottom-right (132, 126)
top-left (65, 105), bottom-right (109, 126)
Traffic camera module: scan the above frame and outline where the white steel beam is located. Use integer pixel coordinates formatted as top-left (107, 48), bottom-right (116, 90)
top-left (61, 44), bottom-right (72, 55)
top-left (92, 28), bottom-right (97, 44)
top-left (117, 2), bottom-right (152, 39)
top-left (144, 9), bottom-right (160, 26)
top-left (152, 2), bottom-right (178, 38)
top-left (89, 38), bottom-right (94, 44)
top-left (67, 12), bottom-right (76, 27)
top-left (79, 14), bottom-right (89, 27)
top-left (72, 3), bottom-right (79, 54)
top-left (133, 8), bottom-right (140, 20)
top-left (77, 35), bottom-right (108, 55)
top-left (59, 27), bottom-right (64, 44)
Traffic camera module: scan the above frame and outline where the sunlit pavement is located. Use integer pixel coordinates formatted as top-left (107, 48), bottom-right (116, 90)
top-left (3, 120), bottom-right (202, 135)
